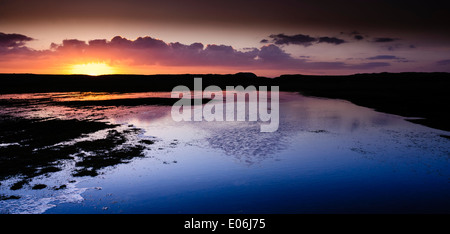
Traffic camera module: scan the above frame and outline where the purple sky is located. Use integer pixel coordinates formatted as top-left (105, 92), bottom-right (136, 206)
top-left (1, 0), bottom-right (449, 76)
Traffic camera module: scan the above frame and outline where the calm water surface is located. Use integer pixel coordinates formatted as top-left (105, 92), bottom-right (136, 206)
top-left (0, 92), bottom-right (448, 213)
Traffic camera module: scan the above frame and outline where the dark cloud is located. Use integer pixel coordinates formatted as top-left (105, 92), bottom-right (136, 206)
top-left (260, 39), bottom-right (269, 43)
top-left (0, 32), bottom-right (33, 48)
top-left (204, 44), bottom-right (234, 53)
top-left (198, 44), bottom-right (250, 66)
top-left (354, 35), bottom-right (364, 40)
top-left (374, 37), bottom-right (398, 43)
top-left (267, 34), bottom-right (345, 46)
top-left (367, 55), bottom-right (399, 60)
top-left (169, 42), bottom-right (203, 51)
top-left (62, 39), bottom-right (87, 48)
top-left (269, 34), bottom-right (316, 46)
top-left (317, 37), bottom-right (346, 45)
top-left (133, 36), bottom-right (168, 49)
top-left (189, 42), bottom-right (204, 50)
top-left (258, 44), bottom-right (292, 62)
top-left (366, 55), bottom-right (410, 63)
top-left (88, 39), bottom-right (108, 47)
top-left (340, 31), bottom-right (365, 41)
top-left (110, 36), bottom-right (133, 47)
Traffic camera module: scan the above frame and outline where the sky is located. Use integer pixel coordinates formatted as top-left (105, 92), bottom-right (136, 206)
top-left (1, 0), bottom-right (449, 77)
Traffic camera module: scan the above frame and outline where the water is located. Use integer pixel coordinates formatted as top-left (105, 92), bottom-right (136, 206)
top-left (0, 92), bottom-right (448, 213)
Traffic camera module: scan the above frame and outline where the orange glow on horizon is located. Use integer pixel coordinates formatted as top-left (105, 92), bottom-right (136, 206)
top-left (69, 62), bottom-right (116, 76)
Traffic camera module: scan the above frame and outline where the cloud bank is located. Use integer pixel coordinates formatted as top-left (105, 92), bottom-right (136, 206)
top-left (0, 32), bottom-right (395, 75)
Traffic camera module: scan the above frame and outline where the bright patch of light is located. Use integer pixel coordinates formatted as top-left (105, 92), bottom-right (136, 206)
top-left (70, 62), bottom-right (115, 76)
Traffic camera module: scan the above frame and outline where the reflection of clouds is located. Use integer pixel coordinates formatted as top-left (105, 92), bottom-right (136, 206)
top-left (189, 95), bottom-right (303, 165)
top-left (203, 121), bottom-right (296, 165)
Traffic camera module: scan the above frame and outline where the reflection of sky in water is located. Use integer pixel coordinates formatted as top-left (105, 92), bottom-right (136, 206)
top-left (1, 92), bottom-right (449, 213)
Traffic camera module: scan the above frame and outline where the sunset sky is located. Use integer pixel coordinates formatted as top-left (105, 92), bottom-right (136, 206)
top-left (1, 0), bottom-right (449, 77)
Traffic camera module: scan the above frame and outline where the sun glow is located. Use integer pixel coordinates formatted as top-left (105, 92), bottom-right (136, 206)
top-left (69, 62), bottom-right (115, 76)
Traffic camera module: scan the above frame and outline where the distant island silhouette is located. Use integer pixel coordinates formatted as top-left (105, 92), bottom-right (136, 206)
top-left (1, 72), bottom-right (449, 132)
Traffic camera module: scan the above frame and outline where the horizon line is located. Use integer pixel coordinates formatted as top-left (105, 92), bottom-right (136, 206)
top-left (1, 71), bottom-right (449, 78)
